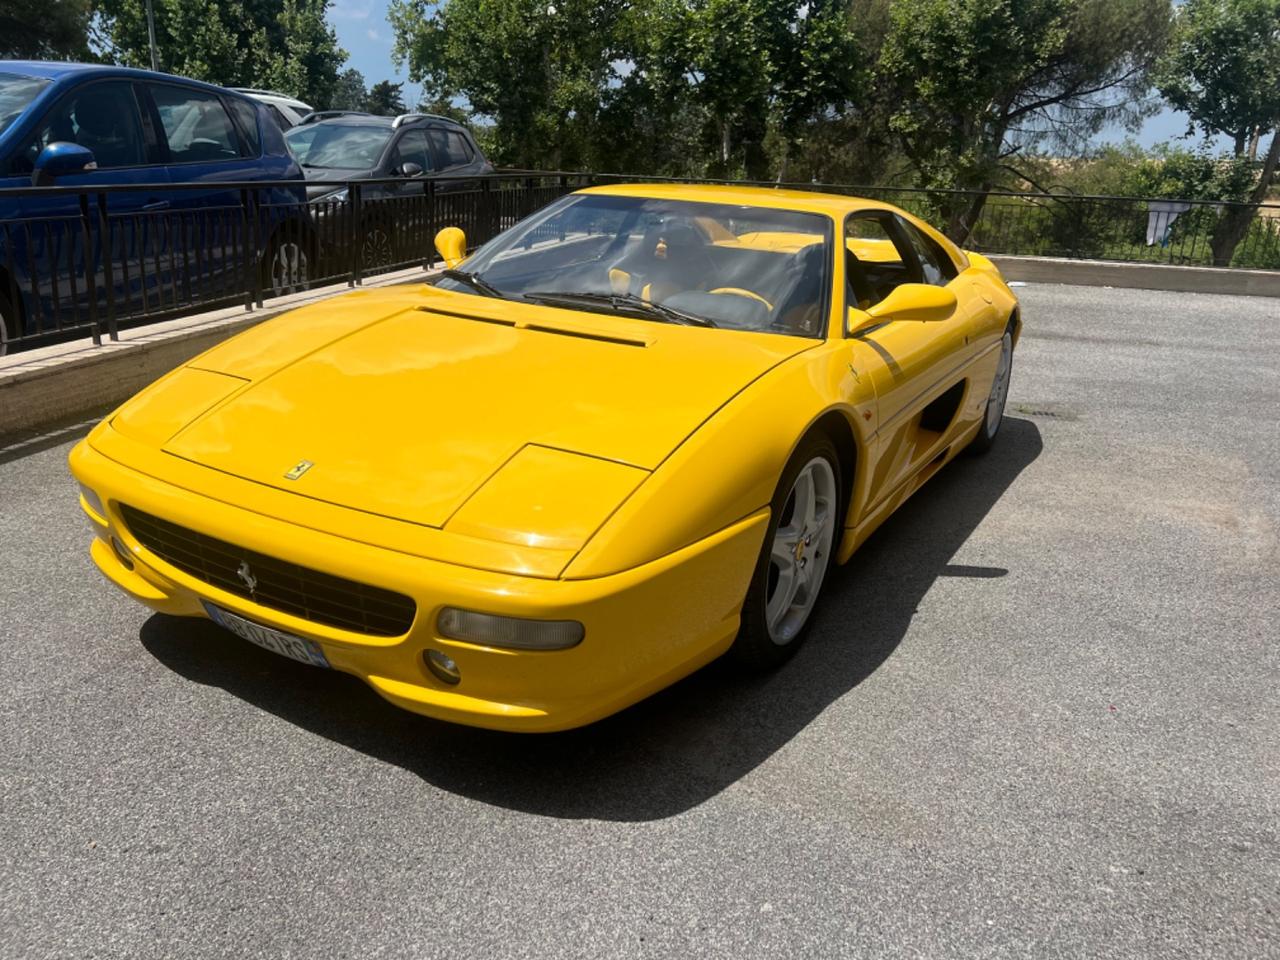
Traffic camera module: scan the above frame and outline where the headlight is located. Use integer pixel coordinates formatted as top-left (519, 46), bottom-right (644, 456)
top-left (437, 607), bottom-right (585, 650)
top-left (78, 483), bottom-right (106, 523)
top-left (311, 188), bottom-right (348, 204)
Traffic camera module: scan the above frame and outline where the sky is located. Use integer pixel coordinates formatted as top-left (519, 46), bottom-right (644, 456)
top-left (328, 0), bottom-right (1261, 156)
top-left (329, 0), bottom-right (423, 107)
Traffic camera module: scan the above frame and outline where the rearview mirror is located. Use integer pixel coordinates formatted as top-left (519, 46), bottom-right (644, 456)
top-left (32, 142), bottom-right (97, 187)
top-left (434, 227), bottom-right (466, 268)
top-left (865, 283), bottom-right (957, 324)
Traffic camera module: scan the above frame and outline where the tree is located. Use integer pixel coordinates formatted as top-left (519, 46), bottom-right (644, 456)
top-left (365, 80), bottom-right (406, 116)
top-left (625, 0), bottom-right (861, 179)
top-left (1155, 0), bottom-right (1280, 264)
top-left (331, 67), bottom-right (368, 111)
top-left (92, 0), bottom-right (347, 107)
top-left (877, 0), bottom-right (1172, 241)
top-left (1, 0), bottom-right (91, 59)
top-left (390, 0), bottom-right (624, 169)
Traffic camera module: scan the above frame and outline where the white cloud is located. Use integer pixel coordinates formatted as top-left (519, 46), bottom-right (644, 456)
top-left (366, 28), bottom-right (380, 40)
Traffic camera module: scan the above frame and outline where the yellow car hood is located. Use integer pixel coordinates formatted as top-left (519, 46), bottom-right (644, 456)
top-left (159, 289), bottom-right (812, 532)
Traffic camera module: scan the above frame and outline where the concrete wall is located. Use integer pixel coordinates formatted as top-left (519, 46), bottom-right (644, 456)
top-left (990, 256), bottom-right (1280, 298)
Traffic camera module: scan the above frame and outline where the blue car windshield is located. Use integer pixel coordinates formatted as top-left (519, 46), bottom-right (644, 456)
top-left (0, 73), bottom-right (50, 137)
top-left (439, 193), bottom-right (835, 338)
top-left (285, 124), bottom-right (390, 168)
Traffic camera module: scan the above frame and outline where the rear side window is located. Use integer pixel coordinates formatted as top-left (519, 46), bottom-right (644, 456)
top-left (15, 80), bottom-right (147, 173)
top-left (228, 99), bottom-right (262, 156)
top-left (266, 103), bottom-right (293, 131)
top-left (150, 85), bottom-right (242, 163)
top-left (896, 216), bottom-right (956, 285)
top-left (428, 128), bottom-right (474, 168)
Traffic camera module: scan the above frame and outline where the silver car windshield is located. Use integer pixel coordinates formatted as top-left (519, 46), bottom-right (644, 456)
top-left (285, 123), bottom-right (391, 168)
top-left (0, 73), bottom-right (51, 137)
top-left (439, 194), bottom-right (834, 337)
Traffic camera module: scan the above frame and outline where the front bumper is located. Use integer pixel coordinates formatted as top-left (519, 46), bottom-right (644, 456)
top-left (70, 438), bottom-right (767, 732)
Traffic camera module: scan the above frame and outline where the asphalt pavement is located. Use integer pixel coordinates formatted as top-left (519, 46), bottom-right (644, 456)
top-left (2, 283), bottom-right (1277, 959)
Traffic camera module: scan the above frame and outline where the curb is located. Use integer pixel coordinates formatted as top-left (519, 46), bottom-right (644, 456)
top-left (989, 255), bottom-right (1280, 297)
top-left (0, 266), bottom-right (436, 442)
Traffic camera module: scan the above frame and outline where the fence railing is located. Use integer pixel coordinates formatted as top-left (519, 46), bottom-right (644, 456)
top-left (0, 172), bottom-right (590, 355)
top-left (1, 171), bottom-right (1276, 355)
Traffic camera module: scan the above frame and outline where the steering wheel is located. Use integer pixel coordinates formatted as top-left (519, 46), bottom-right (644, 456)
top-left (709, 287), bottom-right (773, 311)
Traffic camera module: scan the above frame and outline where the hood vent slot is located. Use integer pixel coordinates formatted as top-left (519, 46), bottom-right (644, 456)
top-left (521, 324), bottom-right (647, 348)
top-left (416, 306), bottom-right (648, 347)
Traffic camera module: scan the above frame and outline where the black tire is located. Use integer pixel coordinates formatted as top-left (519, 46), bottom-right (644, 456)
top-left (0, 290), bottom-right (17, 357)
top-left (729, 432), bottom-right (843, 670)
top-left (969, 321), bottom-right (1015, 456)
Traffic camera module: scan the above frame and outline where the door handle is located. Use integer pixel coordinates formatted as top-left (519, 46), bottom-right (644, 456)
top-left (142, 199), bottom-right (170, 211)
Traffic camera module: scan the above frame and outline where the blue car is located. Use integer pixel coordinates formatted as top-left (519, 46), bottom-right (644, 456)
top-left (0, 62), bottom-right (312, 353)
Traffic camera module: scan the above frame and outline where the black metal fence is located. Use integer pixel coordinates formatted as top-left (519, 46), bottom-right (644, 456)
top-left (0, 172), bottom-right (589, 355)
top-left (1, 171), bottom-right (1276, 355)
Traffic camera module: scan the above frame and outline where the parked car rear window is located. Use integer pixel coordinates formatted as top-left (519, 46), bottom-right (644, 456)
top-left (429, 128), bottom-right (473, 167)
top-left (0, 73), bottom-right (50, 137)
top-left (15, 81), bottom-right (146, 173)
top-left (285, 124), bottom-right (391, 168)
top-left (151, 85), bottom-right (242, 163)
top-left (228, 99), bottom-right (262, 156)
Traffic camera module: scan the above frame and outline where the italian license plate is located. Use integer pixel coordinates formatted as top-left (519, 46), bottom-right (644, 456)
top-left (202, 602), bottom-right (330, 669)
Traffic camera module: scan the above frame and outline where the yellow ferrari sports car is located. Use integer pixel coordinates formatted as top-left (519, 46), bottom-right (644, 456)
top-left (70, 183), bottom-right (1020, 732)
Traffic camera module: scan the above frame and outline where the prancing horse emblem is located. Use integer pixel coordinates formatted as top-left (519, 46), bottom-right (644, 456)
top-left (236, 561), bottom-right (258, 593)
top-left (284, 459), bottom-right (314, 480)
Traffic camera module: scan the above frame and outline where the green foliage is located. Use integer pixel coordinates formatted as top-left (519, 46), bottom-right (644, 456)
top-left (1, 0), bottom-right (91, 59)
top-left (93, 0), bottom-right (346, 107)
top-left (365, 80), bottom-right (406, 115)
top-left (1155, 0), bottom-right (1280, 151)
top-left (331, 68), bottom-right (368, 111)
top-left (877, 0), bottom-right (1171, 235)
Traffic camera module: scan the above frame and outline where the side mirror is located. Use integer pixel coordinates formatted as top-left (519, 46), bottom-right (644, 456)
top-left (434, 226), bottom-right (466, 268)
top-left (32, 142), bottom-right (98, 187)
top-left (866, 283), bottom-right (956, 323)
top-left (399, 161), bottom-right (423, 177)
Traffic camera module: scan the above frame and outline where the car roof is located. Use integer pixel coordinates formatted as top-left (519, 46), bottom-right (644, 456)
top-left (578, 182), bottom-right (903, 217)
top-left (0, 60), bottom-right (253, 99)
top-left (295, 114), bottom-right (467, 132)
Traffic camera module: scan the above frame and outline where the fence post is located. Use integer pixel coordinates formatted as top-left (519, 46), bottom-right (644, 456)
top-left (239, 188), bottom-right (255, 312)
top-left (250, 188), bottom-right (264, 307)
top-left (425, 179), bottom-right (436, 270)
top-left (350, 182), bottom-right (364, 286)
top-left (482, 178), bottom-right (495, 243)
top-left (78, 192), bottom-right (102, 347)
top-left (96, 193), bottom-right (118, 344)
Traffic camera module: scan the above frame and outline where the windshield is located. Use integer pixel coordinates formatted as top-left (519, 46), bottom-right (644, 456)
top-left (285, 123), bottom-right (390, 168)
top-left (439, 194), bottom-right (834, 337)
top-left (0, 73), bottom-right (50, 137)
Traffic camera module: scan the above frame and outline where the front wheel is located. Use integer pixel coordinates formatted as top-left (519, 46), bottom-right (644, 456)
top-left (730, 433), bottom-right (842, 669)
top-left (969, 324), bottom-right (1014, 455)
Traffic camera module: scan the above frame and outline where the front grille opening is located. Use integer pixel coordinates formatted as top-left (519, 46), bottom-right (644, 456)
top-left (118, 504), bottom-right (417, 637)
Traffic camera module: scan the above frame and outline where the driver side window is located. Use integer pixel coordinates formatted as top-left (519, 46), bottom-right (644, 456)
top-left (391, 130), bottom-right (432, 174)
top-left (15, 81), bottom-right (146, 173)
top-left (844, 212), bottom-right (913, 310)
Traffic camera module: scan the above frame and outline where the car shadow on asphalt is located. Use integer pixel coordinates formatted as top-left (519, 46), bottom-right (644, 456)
top-left (140, 416), bottom-right (1043, 822)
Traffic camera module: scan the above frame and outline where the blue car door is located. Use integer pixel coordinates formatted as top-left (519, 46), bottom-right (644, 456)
top-left (1, 78), bottom-right (171, 340)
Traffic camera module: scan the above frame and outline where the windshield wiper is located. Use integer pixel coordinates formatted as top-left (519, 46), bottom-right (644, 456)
top-left (440, 268), bottom-right (504, 298)
top-left (522, 290), bottom-right (717, 327)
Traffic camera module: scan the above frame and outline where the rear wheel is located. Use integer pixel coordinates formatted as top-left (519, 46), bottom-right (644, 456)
top-left (0, 290), bottom-right (17, 357)
top-left (969, 323), bottom-right (1014, 455)
top-left (730, 433), bottom-right (842, 669)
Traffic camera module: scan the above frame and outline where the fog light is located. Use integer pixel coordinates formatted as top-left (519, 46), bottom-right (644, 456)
top-left (437, 607), bottom-right (584, 650)
top-left (110, 537), bottom-right (134, 570)
top-left (424, 648), bottom-right (461, 685)
top-left (79, 484), bottom-right (106, 522)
